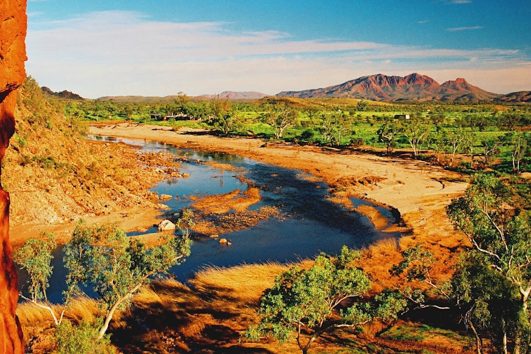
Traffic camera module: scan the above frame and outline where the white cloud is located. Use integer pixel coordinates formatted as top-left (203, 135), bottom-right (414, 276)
top-left (446, 25), bottom-right (483, 32)
top-left (447, 0), bottom-right (472, 4)
top-left (26, 11), bottom-right (529, 97)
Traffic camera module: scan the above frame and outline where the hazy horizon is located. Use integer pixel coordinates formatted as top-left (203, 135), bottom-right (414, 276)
top-left (27, 0), bottom-right (531, 98)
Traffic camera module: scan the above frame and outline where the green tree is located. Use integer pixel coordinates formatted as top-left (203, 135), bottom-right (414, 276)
top-left (208, 99), bottom-right (234, 134)
top-left (64, 224), bottom-right (191, 339)
top-left (265, 107), bottom-right (297, 139)
top-left (448, 174), bottom-right (530, 354)
top-left (480, 138), bottom-right (501, 167)
top-left (14, 233), bottom-right (65, 325)
top-left (247, 247), bottom-right (406, 354)
top-left (400, 116), bottom-right (431, 157)
top-left (446, 129), bottom-right (474, 167)
top-left (176, 208), bottom-right (195, 238)
top-left (501, 132), bottom-right (529, 173)
top-left (377, 121), bottom-right (398, 154)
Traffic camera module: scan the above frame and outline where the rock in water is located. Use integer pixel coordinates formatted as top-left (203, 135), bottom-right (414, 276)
top-left (158, 219), bottom-right (176, 231)
top-left (219, 238), bottom-right (232, 246)
top-left (0, 0), bottom-right (27, 352)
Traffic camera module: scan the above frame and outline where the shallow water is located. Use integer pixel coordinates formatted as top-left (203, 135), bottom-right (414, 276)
top-left (18, 136), bottom-right (399, 303)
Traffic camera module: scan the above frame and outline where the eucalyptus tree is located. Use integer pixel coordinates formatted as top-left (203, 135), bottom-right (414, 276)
top-left (501, 132), bottom-right (529, 173)
top-left (247, 246), bottom-right (406, 354)
top-left (448, 174), bottom-right (530, 353)
top-left (14, 233), bottom-right (65, 325)
top-left (377, 121), bottom-right (398, 154)
top-left (264, 106), bottom-right (298, 139)
top-left (64, 224), bottom-right (191, 339)
top-left (391, 174), bottom-right (530, 354)
top-left (400, 116), bottom-right (431, 157)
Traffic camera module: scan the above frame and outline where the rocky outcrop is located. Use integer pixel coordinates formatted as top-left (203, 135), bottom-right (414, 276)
top-left (0, 0), bottom-right (27, 352)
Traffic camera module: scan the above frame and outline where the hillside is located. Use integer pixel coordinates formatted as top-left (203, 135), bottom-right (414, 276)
top-left (41, 86), bottom-right (84, 100)
top-left (4, 78), bottom-right (177, 228)
top-left (277, 73), bottom-right (502, 102)
top-left (495, 91), bottom-right (531, 103)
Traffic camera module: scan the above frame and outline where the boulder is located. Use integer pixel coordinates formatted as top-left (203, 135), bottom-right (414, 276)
top-left (158, 219), bottom-right (176, 231)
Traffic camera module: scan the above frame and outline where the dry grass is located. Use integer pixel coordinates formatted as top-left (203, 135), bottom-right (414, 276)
top-left (190, 187), bottom-right (261, 214)
top-left (191, 262), bottom-right (289, 303)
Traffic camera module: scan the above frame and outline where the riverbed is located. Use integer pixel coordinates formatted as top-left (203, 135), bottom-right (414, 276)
top-left (18, 136), bottom-right (399, 303)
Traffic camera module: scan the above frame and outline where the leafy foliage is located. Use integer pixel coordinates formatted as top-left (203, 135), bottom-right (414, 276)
top-left (263, 105), bottom-right (298, 139)
top-left (377, 121), bottom-right (398, 154)
top-left (55, 320), bottom-right (115, 354)
top-left (14, 233), bottom-right (56, 302)
top-left (447, 174), bottom-right (530, 353)
top-left (248, 246), bottom-right (406, 353)
top-left (63, 223), bottom-right (191, 338)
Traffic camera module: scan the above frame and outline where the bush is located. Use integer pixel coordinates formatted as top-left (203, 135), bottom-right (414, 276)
top-left (55, 320), bottom-right (116, 354)
top-left (299, 128), bottom-right (316, 142)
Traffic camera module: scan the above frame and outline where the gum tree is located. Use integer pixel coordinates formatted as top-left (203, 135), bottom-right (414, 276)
top-left (448, 174), bottom-right (530, 353)
top-left (502, 132), bottom-right (529, 173)
top-left (392, 174), bottom-right (530, 354)
top-left (64, 224), bottom-right (191, 339)
top-left (14, 233), bottom-right (65, 326)
top-left (400, 116), bottom-right (431, 157)
top-left (377, 121), bottom-right (398, 154)
top-left (247, 247), bottom-right (406, 354)
top-left (265, 107), bottom-right (298, 139)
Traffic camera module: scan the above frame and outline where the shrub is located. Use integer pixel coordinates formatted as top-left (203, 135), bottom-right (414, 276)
top-left (55, 320), bottom-right (115, 354)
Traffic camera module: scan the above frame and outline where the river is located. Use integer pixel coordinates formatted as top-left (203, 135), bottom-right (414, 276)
top-left (18, 136), bottom-right (400, 303)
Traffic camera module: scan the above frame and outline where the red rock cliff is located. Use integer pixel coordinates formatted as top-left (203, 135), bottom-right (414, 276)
top-left (0, 0), bottom-right (27, 352)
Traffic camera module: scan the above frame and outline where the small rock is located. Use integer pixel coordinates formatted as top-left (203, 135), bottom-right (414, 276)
top-left (158, 219), bottom-right (176, 232)
top-left (159, 194), bottom-right (173, 201)
top-left (181, 173), bottom-right (190, 178)
top-left (219, 238), bottom-right (232, 246)
top-left (210, 234), bottom-right (219, 238)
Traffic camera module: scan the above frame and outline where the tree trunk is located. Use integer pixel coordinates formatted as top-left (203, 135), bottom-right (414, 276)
top-left (513, 287), bottom-right (530, 354)
top-left (301, 336), bottom-right (316, 354)
top-left (98, 299), bottom-right (122, 340)
top-left (467, 318), bottom-right (483, 354)
top-left (502, 319), bottom-right (508, 354)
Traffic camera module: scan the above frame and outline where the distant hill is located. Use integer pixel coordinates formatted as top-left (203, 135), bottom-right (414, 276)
top-left (277, 73), bottom-right (507, 103)
top-left (495, 91), bottom-right (531, 103)
top-left (97, 91), bottom-right (268, 103)
top-left (96, 95), bottom-right (183, 103)
top-left (199, 91), bottom-right (269, 100)
top-left (41, 86), bottom-right (84, 100)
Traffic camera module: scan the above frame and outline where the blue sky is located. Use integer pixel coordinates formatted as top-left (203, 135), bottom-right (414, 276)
top-left (27, 0), bottom-right (531, 97)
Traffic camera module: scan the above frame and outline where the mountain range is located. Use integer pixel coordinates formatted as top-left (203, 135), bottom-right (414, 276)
top-left (43, 74), bottom-right (530, 103)
top-left (277, 73), bottom-right (530, 103)
top-left (199, 91), bottom-right (268, 100)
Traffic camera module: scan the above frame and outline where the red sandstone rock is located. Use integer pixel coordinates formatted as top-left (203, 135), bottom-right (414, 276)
top-left (0, 0), bottom-right (27, 352)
